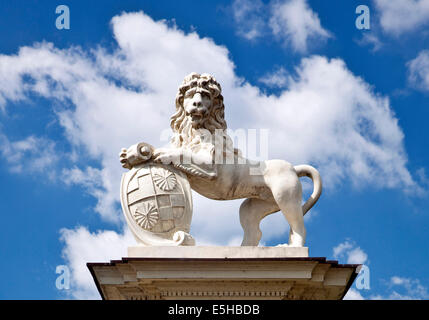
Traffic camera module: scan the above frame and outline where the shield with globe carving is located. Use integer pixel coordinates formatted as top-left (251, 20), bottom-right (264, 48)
top-left (120, 163), bottom-right (193, 246)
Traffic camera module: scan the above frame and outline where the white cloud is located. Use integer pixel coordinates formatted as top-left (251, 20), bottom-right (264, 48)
top-left (356, 33), bottom-right (383, 52)
top-left (373, 276), bottom-right (429, 300)
top-left (416, 168), bottom-right (429, 187)
top-left (0, 11), bottom-right (420, 298)
top-left (62, 166), bottom-right (103, 189)
top-left (231, 0), bottom-right (266, 40)
top-left (0, 134), bottom-right (59, 177)
top-left (344, 288), bottom-right (365, 300)
top-left (407, 50), bottom-right (429, 92)
top-left (374, 0), bottom-right (429, 35)
top-left (0, 11), bottom-right (415, 222)
top-left (333, 240), bottom-right (368, 264)
top-left (333, 240), bottom-right (369, 300)
top-left (334, 241), bottom-right (429, 300)
top-left (190, 194), bottom-right (243, 246)
top-left (390, 277), bottom-right (429, 299)
top-left (347, 247), bottom-right (369, 265)
top-left (269, 0), bottom-right (331, 52)
top-left (255, 56), bottom-right (415, 190)
top-left (259, 67), bottom-right (289, 88)
top-left (61, 166), bottom-right (119, 220)
top-left (231, 0), bottom-right (330, 52)
top-left (59, 226), bottom-right (134, 299)
top-left (333, 241), bottom-right (353, 259)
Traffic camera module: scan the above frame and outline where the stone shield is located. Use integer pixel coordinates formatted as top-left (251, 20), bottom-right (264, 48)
top-left (120, 163), bottom-right (194, 246)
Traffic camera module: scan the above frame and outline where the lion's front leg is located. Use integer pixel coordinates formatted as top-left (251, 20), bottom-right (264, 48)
top-left (152, 147), bottom-right (213, 167)
top-left (240, 198), bottom-right (279, 246)
top-left (152, 148), bottom-right (218, 179)
top-left (152, 148), bottom-right (183, 165)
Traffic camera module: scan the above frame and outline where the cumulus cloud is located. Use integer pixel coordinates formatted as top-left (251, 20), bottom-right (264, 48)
top-left (371, 276), bottom-right (429, 300)
top-left (387, 276), bottom-right (429, 300)
top-left (334, 241), bottom-right (429, 300)
top-left (333, 240), bottom-right (369, 300)
top-left (258, 67), bottom-right (289, 88)
top-left (0, 134), bottom-right (59, 177)
top-left (407, 50), bottom-right (429, 92)
top-left (0, 11), bottom-right (416, 221)
top-left (255, 56), bottom-right (414, 190)
top-left (355, 33), bottom-right (383, 52)
top-left (0, 11), bottom-right (420, 298)
top-left (374, 0), bottom-right (429, 35)
top-left (61, 166), bottom-right (118, 220)
top-left (59, 226), bottom-right (134, 299)
top-left (231, 0), bottom-right (330, 52)
top-left (231, 0), bottom-right (266, 40)
top-left (344, 288), bottom-right (365, 300)
top-left (333, 240), bottom-right (368, 264)
top-left (269, 0), bottom-right (331, 52)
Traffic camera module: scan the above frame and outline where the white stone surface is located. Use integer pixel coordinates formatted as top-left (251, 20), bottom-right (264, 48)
top-left (127, 245), bottom-right (309, 258)
top-left (120, 163), bottom-right (195, 246)
top-left (88, 256), bottom-right (359, 300)
top-left (120, 73), bottom-right (323, 247)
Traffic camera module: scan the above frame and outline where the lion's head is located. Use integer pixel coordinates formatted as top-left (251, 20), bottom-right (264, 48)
top-left (170, 73), bottom-right (229, 151)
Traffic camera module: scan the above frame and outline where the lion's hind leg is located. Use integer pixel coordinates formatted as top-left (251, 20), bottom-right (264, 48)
top-left (270, 183), bottom-right (306, 247)
top-left (264, 160), bottom-right (306, 247)
top-left (240, 198), bottom-right (279, 246)
top-left (276, 202), bottom-right (305, 247)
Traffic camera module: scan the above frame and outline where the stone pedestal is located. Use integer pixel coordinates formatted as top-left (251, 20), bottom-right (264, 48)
top-left (127, 245), bottom-right (309, 259)
top-left (87, 247), bottom-right (360, 300)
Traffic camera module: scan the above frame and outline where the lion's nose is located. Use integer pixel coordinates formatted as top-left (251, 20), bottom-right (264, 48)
top-left (192, 93), bottom-right (203, 107)
top-left (192, 97), bottom-right (203, 107)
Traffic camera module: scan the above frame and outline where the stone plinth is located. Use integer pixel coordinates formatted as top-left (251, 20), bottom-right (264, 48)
top-left (87, 247), bottom-right (360, 300)
top-left (128, 245), bottom-right (309, 258)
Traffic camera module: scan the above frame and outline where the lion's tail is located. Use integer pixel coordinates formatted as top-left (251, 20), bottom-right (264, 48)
top-left (294, 164), bottom-right (322, 216)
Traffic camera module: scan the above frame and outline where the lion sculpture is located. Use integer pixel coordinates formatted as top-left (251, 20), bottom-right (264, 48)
top-left (120, 72), bottom-right (322, 247)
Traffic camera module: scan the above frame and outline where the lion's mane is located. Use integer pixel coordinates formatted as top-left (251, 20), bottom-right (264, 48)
top-left (170, 73), bottom-right (235, 155)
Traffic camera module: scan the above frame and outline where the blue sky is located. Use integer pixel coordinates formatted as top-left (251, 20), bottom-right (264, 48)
top-left (0, 0), bottom-right (428, 299)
